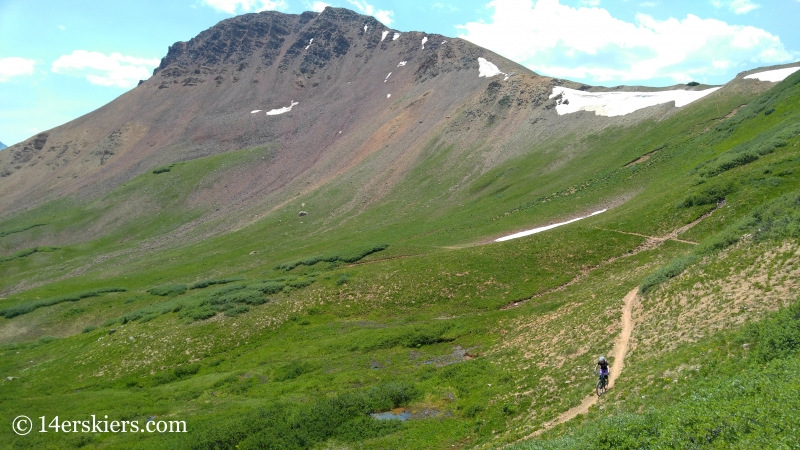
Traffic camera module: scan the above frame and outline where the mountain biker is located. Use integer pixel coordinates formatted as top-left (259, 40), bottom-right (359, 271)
top-left (595, 356), bottom-right (609, 385)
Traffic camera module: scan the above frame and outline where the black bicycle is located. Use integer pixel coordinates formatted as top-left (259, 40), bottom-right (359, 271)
top-left (596, 371), bottom-right (609, 396)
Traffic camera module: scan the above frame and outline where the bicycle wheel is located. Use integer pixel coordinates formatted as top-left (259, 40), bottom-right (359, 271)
top-left (596, 377), bottom-right (607, 396)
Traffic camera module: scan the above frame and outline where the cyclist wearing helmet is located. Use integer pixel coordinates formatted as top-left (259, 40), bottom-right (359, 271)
top-left (595, 356), bottom-right (609, 383)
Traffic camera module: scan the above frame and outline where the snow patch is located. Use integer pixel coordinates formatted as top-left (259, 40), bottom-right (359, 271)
top-left (250, 110), bottom-right (262, 114)
top-left (495, 210), bottom-right (607, 242)
top-left (478, 57), bottom-right (504, 78)
top-left (744, 66), bottom-right (800, 82)
top-left (441, 40), bottom-right (446, 44)
top-left (381, 30), bottom-right (389, 41)
top-left (397, 61), bottom-right (407, 67)
top-left (549, 86), bottom-right (721, 117)
top-left (305, 38), bottom-right (313, 50)
top-left (421, 36), bottom-right (427, 49)
top-left (393, 32), bottom-right (400, 40)
top-left (364, 25), bottom-right (368, 34)
top-left (387, 93), bottom-right (391, 98)
top-left (266, 101), bottom-right (298, 116)
top-left (384, 72), bottom-right (391, 82)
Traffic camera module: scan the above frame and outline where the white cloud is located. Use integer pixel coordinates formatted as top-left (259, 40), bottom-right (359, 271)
top-left (456, 0), bottom-right (793, 85)
top-left (309, 1), bottom-right (330, 12)
top-left (580, 0), bottom-right (601, 6)
top-left (51, 51), bottom-right (159, 88)
top-left (711, 0), bottom-right (760, 14)
top-left (431, 2), bottom-right (460, 11)
top-left (729, 0), bottom-right (759, 14)
top-left (0, 57), bottom-right (36, 81)
top-left (201, 0), bottom-right (288, 14)
top-left (58, 25), bottom-right (66, 31)
top-left (346, 0), bottom-right (394, 25)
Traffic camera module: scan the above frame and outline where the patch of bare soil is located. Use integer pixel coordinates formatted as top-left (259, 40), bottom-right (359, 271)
top-left (632, 240), bottom-right (800, 359)
top-left (624, 147), bottom-right (662, 167)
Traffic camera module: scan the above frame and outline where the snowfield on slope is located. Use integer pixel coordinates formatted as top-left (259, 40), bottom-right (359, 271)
top-left (744, 66), bottom-right (800, 82)
top-left (549, 87), bottom-right (721, 117)
top-left (478, 57), bottom-right (503, 77)
top-left (266, 101), bottom-right (298, 116)
top-left (495, 210), bottom-right (607, 242)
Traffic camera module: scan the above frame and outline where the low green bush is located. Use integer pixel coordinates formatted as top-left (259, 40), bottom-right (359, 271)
top-left (0, 246), bottom-right (59, 264)
top-left (699, 151), bottom-right (759, 178)
top-left (746, 297), bottom-right (800, 363)
top-left (148, 284), bottom-right (188, 296)
top-left (639, 255), bottom-right (698, 293)
top-left (0, 223), bottom-right (46, 238)
top-left (152, 164), bottom-right (174, 174)
top-left (189, 277), bottom-right (244, 290)
top-left (702, 122), bottom-right (800, 178)
top-left (356, 323), bottom-right (455, 351)
top-left (186, 382), bottom-right (417, 450)
top-left (274, 244), bottom-right (388, 270)
top-left (274, 360), bottom-right (314, 381)
top-left (680, 182), bottom-right (736, 208)
top-left (286, 278), bottom-right (314, 289)
top-left (336, 274), bottom-right (351, 285)
top-left (253, 281), bottom-right (285, 295)
top-left (225, 305), bottom-right (250, 317)
top-left (0, 287), bottom-right (127, 319)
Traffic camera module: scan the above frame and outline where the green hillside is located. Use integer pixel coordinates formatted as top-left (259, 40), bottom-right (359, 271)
top-left (2, 70), bottom-right (800, 449)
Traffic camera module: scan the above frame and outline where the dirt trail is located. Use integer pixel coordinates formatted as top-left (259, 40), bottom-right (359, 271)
top-left (527, 287), bottom-right (638, 438)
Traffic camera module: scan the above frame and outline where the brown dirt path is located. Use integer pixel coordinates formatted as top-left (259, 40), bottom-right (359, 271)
top-left (525, 287), bottom-right (638, 438)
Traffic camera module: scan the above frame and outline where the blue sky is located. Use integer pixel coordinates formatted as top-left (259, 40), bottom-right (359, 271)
top-left (1, 0), bottom-right (798, 146)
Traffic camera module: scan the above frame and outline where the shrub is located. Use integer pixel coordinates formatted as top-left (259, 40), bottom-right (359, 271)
top-left (746, 301), bottom-right (800, 363)
top-left (0, 246), bottom-right (59, 264)
top-left (699, 152), bottom-right (760, 178)
top-left (189, 277), bottom-right (244, 290)
top-left (750, 192), bottom-right (800, 241)
top-left (680, 182), bottom-right (736, 208)
top-left (186, 307), bottom-right (217, 322)
top-left (152, 164), bottom-right (173, 174)
top-left (225, 305), bottom-right (250, 317)
top-left (274, 361), bottom-right (313, 381)
top-left (148, 284), bottom-right (187, 296)
top-left (0, 287), bottom-right (127, 319)
top-left (82, 325), bottom-right (97, 333)
top-left (253, 281), bottom-right (284, 295)
top-left (285, 279), bottom-right (314, 289)
top-left (174, 364), bottom-right (201, 378)
top-left (193, 382), bottom-right (417, 450)
top-left (639, 255), bottom-right (699, 293)
top-left (274, 244), bottom-right (389, 270)
top-left (0, 223), bottom-right (46, 238)
top-left (336, 274), bottom-right (351, 285)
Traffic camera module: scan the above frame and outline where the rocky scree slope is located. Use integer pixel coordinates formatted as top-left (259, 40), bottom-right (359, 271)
top-left (0, 7), bottom-right (770, 240)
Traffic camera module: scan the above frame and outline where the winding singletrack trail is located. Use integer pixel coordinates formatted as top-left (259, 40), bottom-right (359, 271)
top-left (527, 287), bottom-right (638, 438)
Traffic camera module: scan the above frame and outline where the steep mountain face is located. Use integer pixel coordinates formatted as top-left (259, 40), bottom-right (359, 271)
top-left (0, 141), bottom-right (7, 150)
top-left (0, 7), bottom-right (735, 228)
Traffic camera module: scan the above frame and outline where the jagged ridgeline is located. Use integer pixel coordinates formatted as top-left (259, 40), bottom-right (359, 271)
top-left (1, 5), bottom-right (800, 450)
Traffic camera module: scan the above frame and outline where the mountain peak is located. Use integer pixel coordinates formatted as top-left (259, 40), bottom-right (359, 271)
top-left (152, 7), bottom-right (395, 77)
